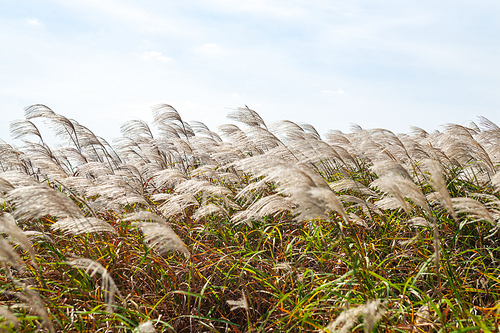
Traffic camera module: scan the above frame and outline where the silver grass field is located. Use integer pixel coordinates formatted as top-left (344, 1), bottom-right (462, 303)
top-left (0, 104), bottom-right (500, 332)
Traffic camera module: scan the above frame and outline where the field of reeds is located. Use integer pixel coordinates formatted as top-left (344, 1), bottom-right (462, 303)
top-left (0, 103), bottom-right (500, 332)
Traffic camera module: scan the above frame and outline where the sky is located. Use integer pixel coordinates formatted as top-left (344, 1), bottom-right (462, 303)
top-left (1, 0), bottom-right (499, 144)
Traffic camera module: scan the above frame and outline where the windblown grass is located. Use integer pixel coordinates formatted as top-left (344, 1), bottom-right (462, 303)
top-left (1, 104), bottom-right (500, 332)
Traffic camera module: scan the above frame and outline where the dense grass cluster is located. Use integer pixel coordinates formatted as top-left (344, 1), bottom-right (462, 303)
top-left (1, 104), bottom-right (500, 332)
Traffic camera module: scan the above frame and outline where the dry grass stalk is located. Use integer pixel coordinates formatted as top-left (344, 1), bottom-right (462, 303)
top-left (9, 283), bottom-right (55, 333)
top-left (227, 291), bottom-right (249, 311)
top-left (67, 257), bottom-right (122, 313)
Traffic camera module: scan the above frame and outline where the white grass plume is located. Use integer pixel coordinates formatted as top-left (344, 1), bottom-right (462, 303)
top-left (20, 141), bottom-right (70, 180)
top-left (218, 171), bottom-right (241, 184)
top-left (305, 187), bottom-right (349, 224)
top-left (371, 175), bottom-right (430, 216)
top-left (438, 130), bottom-right (494, 175)
top-left (24, 103), bottom-right (55, 119)
top-left (289, 139), bottom-right (348, 172)
top-left (0, 305), bottom-right (19, 330)
top-left (85, 175), bottom-right (149, 210)
top-left (269, 119), bottom-right (309, 142)
top-left (158, 193), bottom-right (199, 219)
top-left (0, 171), bottom-right (39, 188)
top-left (67, 257), bottom-right (122, 313)
top-left (398, 135), bottom-right (430, 161)
top-left (190, 120), bottom-right (223, 142)
top-left (7, 185), bottom-right (84, 220)
top-left (123, 211), bottom-right (167, 223)
top-left (152, 169), bottom-right (188, 190)
top-left (24, 230), bottom-right (53, 243)
top-left (321, 300), bottom-right (385, 333)
top-left (0, 143), bottom-right (26, 171)
top-left (227, 106), bottom-right (267, 128)
top-left (235, 180), bottom-right (271, 203)
top-left (192, 204), bottom-right (228, 221)
top-left (150, 193), bottom-right (173, 202)
top-left (236, 157), bottom-right (349, 225)
top-left (231, 194), bottom-right (292, 225)
top-left (51, 217), bottom-right (117, 236)
top-left (10, 119), bottom-right (44, 142)
top-left (247, 126), bottom-right (284, 152)
top-left (348, 213), bottom-right (369, 228)
top-left (443, 123), bottom-right (494, 172)
top-left (175, 179), bottom-right (232, 197)
top-left (234, 154), bottom-right (289, 180)
top-left (121, 119), bottom-right (155, 139)
top-left (190, 165), bottom-right (220, 180)
top-left (59, 176), bottom-right (96, 197)
top-left (491, 172), bottom-right (500, 192)
top-left (340, 195), bottom-right (383, 217)
top-left (370, 160), bottom-right (411, 179)
top-left (423, 159), bottom-right (457, 221)
top-left (56, 146), bottom-right (89, 165)
top-left (374, 197), bottom-right (404, 211)
top-left (0, 177), bottom-right (14, 194)
top-left (218, 123), bottom-right (262, 155)
top-left (472, 193), bottom-right (500, 213)
top-left (226, 291), bottom-right (249, 311)
top-left (75, 162), bottom-right (113, 179)
top-left (165, 137), bottom-right (194, 154)
top-left (110, 194), bottom-right (149, 208)
top-left (330, 179), bottom-right (377, 197)
top-left (133, 222), bottom-right (189, 257)
top-left (451, 197), bottom-right (495, 226)
top-left (409, 217), bottom-right (433, 228)
top-left (0, 213), bottom-right (38, 269)
top-left (134, 320), bottom-right (156, 333)
top-left (273, 262), bottom-right (292, 272)
top-left (478, 115), bottom-right (500, 132)
top-left (0, 236), bottom-right (25, 273)
top-left (152, 104), bottom-right (194, 139)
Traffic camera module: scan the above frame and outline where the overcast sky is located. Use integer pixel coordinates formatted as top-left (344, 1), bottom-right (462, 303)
top-left (1, 0), bottom-right (499, 144)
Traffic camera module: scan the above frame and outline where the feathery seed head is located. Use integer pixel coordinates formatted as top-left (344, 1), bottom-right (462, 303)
top-left (7, 185), bottom-right (84, 220)
top-left (133, 222), bottom-right (189, 257)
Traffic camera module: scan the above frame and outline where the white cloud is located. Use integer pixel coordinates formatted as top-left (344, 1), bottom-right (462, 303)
top-left (195, 43), bottom-right (229, 58)
top-left (26, 18), bottom-right (43, 26)
top-left (141, 51), bottom-right (172, 63)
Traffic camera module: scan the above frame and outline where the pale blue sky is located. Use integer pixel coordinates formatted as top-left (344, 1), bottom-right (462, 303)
top-left (1, 0), bottom-right (499, 143)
